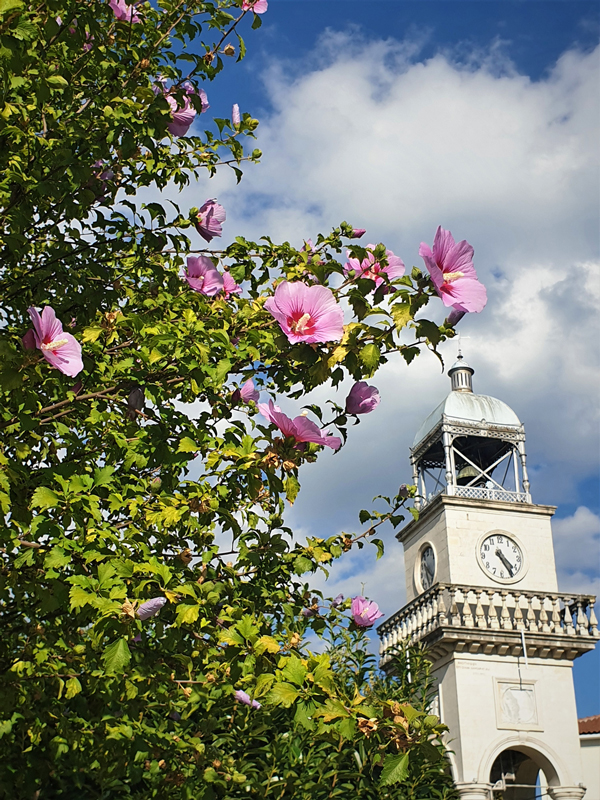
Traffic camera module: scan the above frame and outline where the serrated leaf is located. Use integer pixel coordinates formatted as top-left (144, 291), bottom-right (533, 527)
top-left (255, 635), bottom-right (280, 655)
top-left (254, 673), bottom-right (275, 697)
top-left (284, 475), bottom-right (300, 505)
top-left (380, 752), bottom-right (409, 786)
top-left (176, 603), bottom-right (200, 625)
top-left (31, 486), bottom-right (59, 510)
top-left (359, 343), bottom-right (380, 371)
top-left (81, 327), bottom-right (103, 343)
top-left (102, 638), bottom-right (131, 673)
top-left (391, 302), bottom-right (411, 331)
top-left (44, 546), bottom-right (70, 569)
top-left (65, 677), bottom-right (82, 699)
top-left (0, 0), bottom-right (24, 15)
top-left (267, 682), bottom-right (298, 707)
top-left (281, 655), bottom-right (307, 687)
top-left (178, 437), bottom-right (198, 453)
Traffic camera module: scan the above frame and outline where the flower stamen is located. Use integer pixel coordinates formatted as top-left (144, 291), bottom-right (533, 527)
top-left (41, 338), bottom-right (69, 351)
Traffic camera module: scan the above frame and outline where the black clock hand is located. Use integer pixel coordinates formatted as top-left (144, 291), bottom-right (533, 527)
top-left (495, 549), bottom-right (514, 577)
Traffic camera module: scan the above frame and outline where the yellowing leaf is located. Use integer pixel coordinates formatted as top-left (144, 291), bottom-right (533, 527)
top-left (255, 635), bottom-right (280, 655)
top-left (31, 486), bottom-right (59, 510)
top-left (81, 327), bottom-right (103, 344)
top-left (178, 437), bottom-right (199, 453)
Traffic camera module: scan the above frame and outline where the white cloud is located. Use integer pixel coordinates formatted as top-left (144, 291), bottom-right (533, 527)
top-left (150, 31), bottom-right (600, 620)
top-left (553, 506), bottom-right (600, 591)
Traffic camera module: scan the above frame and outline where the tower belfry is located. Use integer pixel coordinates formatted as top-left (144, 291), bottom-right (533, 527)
top-left (379, 360), bottom-right (599, 800)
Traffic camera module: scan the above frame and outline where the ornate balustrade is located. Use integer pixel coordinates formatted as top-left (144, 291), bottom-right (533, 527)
top-left (378, 584), bottom-right (599, 667)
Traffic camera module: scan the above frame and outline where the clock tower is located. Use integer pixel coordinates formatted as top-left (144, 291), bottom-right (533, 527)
top-left (378, 356), bottom-right (599, 800)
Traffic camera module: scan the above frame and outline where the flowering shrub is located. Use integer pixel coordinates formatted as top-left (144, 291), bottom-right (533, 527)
top-left (0, 1), bottom-right (469, 797)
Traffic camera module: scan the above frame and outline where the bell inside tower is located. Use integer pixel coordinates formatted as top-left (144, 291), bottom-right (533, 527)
top-left (410, 356), bottom-right (532, 509)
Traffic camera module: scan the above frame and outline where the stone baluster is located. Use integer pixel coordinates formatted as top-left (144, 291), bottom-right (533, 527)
top-left (526, 595), bottom-right (538, 632)
top-left (400, 618), bottom-right (407, 641)
top-left (425, 597), bottom-right (433, 634)
top-left (562, 598), bottom-right (575, 635)
top-left (514, 593), bottom-right (525, 631)
top-left (539, 598), bottom-right (551, 633)
top-left (488, 592), bottom-right (500, 630)
top-left (415, 603), bottom-right (423, 638)
top-left (551, 596), bottom-right (561, 633)
top-left (437, 591), bottom-right (448, 626)
top-left (576, 599), bottom-right (589, 636)
top-left (500, 591), bottom-right (513, 630)
top-left (475, 590), bottom-right (486, 629)
top-left (450, 588), bottom-right (461, 626)
top-left (463, 592), bottom-right (474, 629)
top-left (588, 600), bottom-right (599, 638)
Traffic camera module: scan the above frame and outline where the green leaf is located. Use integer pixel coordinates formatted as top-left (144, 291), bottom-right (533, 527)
top-left (359, 343), bottom-right (380, 371)
top-left (359, 509), bottom-right (371, 524)
top-left (176, 603), bottom-right (200, 625)
top-left (281, 655), bottom-right (307, 686)
top-left (284, 475), bottom-right (300, 505)
top-left (251, 12), bottom-right (262, 29)
top-left (0, 0), bottom-right (24, 15)
top-left (94, 466), bottom-right (114, 486)
top-left (44, 547), bottom-right (70, 569)
top-left (46, 75), bottom-right (69, 88)
top-left (178, 437), bottom-right (199, 453)
top-left (255, 635), bottom-right (280, 655)
top-left (254, 673), bottom-right (275, 698)
top-left (267, 682), bottom-right (298, 708)
top-left (65, 677), bottom-right (82, 699)
top-left (391, 302), bottom-right (411, 331)
top-left (102, 638), bottom-right (131, 674)
top-left (380, 752), bottom-right (410, 786)
top-left (31, 487), bottom-right (60, 510)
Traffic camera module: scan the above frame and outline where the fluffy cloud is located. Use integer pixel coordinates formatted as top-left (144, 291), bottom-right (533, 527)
top-left (553, 506), bottom-right (600, 594)
top-left (156, 30), bottom-right (599, 623)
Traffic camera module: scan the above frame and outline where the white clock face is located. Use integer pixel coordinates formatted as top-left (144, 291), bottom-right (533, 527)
top-left (420, 545), bottom-right (436, 591)
top-left (479, 533), bottom-right (523, 581)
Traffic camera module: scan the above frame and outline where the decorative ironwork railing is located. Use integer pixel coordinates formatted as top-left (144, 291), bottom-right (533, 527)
top-left (378, 583), bottom-right (599, 666)
top-left (421, 486), bottom-right (529, 509)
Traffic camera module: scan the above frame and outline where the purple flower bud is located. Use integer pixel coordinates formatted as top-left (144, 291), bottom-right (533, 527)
top-left (301, 607), bottom-right (317, 617)
top-left (234, 689), bottom-right (261, 709)
top-left (127, 387), bottom-right (145, 418)
top-left (345, 382), bottom-right (380, 415)
top-left (22, 329), bottom-right (36, 350)
top-left (351, 228), bottom-right (366, 239)
top-left (136, 597), bottom-right (167, 620)
top-left (332, 594), bottom-right (344, 608)
top-left (232, 103), bottom-right (241, 126)
top-left (398, 484), bottom-right (410, 499)
top-left (446, 307), bottom-right (466, 326)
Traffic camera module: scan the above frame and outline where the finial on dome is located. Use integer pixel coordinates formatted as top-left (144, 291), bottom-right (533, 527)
top-left (448, 352), bottom-right (474, 393)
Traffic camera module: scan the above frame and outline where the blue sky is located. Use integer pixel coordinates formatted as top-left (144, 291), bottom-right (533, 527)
top-left (172, 1), bottom-right (600, 714)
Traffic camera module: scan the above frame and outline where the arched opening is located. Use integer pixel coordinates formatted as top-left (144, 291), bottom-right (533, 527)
top-left (489, 747), bottom-right (559, 799)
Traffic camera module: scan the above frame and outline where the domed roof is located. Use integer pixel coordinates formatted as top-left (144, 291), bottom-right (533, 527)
top-left (413, 391), bottom-right (522, 448)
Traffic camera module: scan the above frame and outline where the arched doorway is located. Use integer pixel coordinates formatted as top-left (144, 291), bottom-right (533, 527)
top-left (489, 746), bottom-right (560, 799)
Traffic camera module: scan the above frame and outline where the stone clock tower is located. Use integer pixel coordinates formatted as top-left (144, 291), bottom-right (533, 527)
top-left (378, 356), bottom-right (599, 800)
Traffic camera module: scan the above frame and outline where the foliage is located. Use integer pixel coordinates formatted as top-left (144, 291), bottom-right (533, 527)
top-left (0, 0), bottom-right (460, 797)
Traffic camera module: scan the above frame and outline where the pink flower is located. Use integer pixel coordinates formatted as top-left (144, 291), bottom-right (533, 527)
top-left (264, 281), bottom-right (344, 345)
top-left (259, 400), bottom-right (341, 451)
top-left (234, 690), bottom-right (261, 709)
top-left (108, 0), bottom-right (141, 23)
top-left (242, 0), bottom-right (268, 13)
top-left (344, 245), bottom-right (405, 289)
top-left (419, 226), bottom-right (487, 313)
top-left (222, 271), bottom-right (242, 299)
top-left (25, 307), bottom-right (83, 377)
top-left (232, 103), bottom-right (241, 126)
top-left (167, 85), bottom-right (208, 137)
top-left (195, 199), bottom-right (225, 243)
top-left (351, 596), bottom-right (383, 627)
top-left (345, 382), bottom-right (380, 415)
top-left (185, 256), bottom-right (224, 296)
top-left (136, 597), bottom-right (167, 620)
top-left (83, 32), bottom-right (94, 53)
top-left (351, 228), bottom-right (366, 239)
top-left (240, 378), bottom-right (259, 403)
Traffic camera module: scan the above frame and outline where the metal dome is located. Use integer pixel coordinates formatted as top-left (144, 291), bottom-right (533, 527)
top-left (413, 391), bottom-right (522, 448)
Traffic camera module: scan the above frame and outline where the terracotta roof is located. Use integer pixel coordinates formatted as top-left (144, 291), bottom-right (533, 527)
top-left (579, 715), bottom-right (600, 735)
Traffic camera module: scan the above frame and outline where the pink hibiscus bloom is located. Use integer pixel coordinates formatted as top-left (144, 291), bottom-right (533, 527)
top-left (264, 281), bottom-right (344, 345)
top-left (345, 382), bottom-right (380, 415)
top-left (240, 378), bottom-right (259, 403)
top-left (419, 226), bottom-right (487, 313)
top-left (167, 84), bottom-right (209, 137)
top-left (108, 0), bottom-right (141, 23)
top-left (259, 400), bottom-right (341, 451)
top-left (242, 0), bottom-right (268, 13)
top-left (24, 307), bottom-right (83, 377)
top-left (195, 199), bottom-right (225, 243)
top-left (222, 271), bottom-right (242, 299)
top-left (351, 596), bottom-right (384, 627)
top-left (184, 256), bottom-right (224, 296)
top-left (343, 244), bottom-right (405, 288)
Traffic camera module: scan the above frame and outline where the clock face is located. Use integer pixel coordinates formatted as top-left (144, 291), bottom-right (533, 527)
top-left (479, 533), bottom-right (523, 581)
top-left (420, 545), bottom-right (436, 591)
